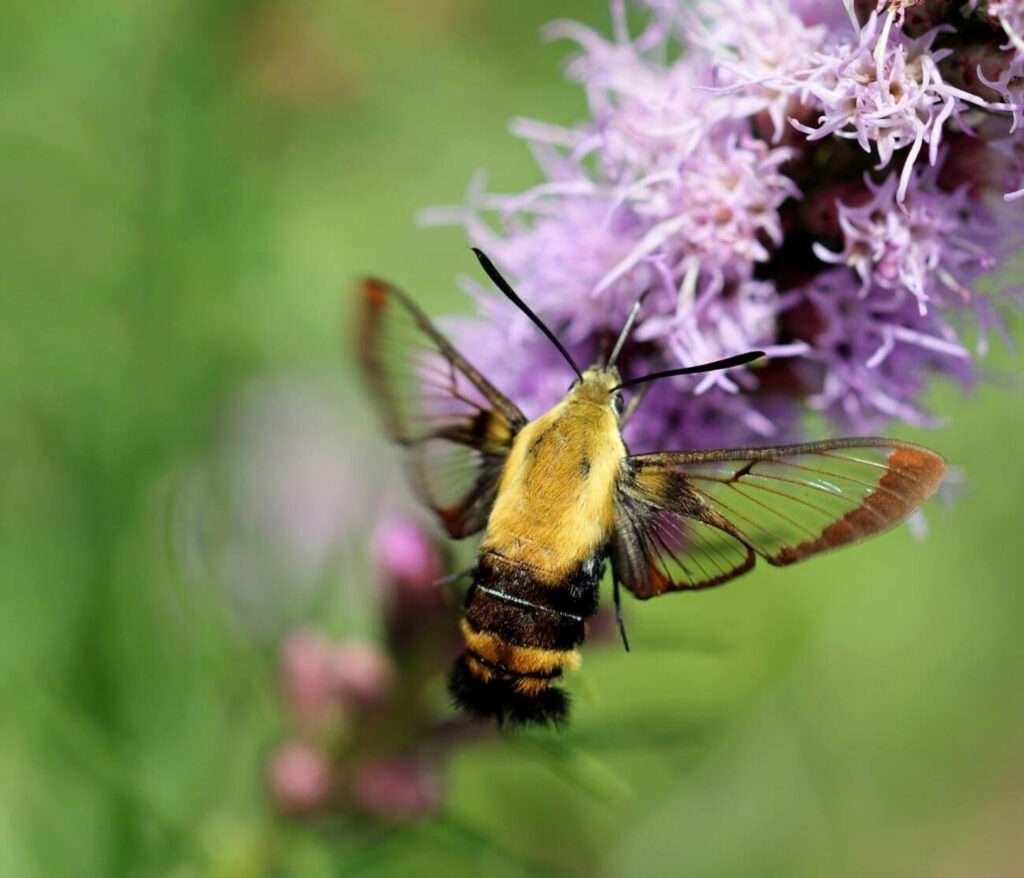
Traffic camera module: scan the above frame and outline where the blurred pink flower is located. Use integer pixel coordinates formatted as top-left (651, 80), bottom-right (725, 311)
top-left (280, 629), bottom-right (397, 721)
top-left (372, 516), bottom-right (444, 589)
top-left (265, 500), bottom-right (466, 822)
top-left (279, 628), bottom-right (338, 725)
top-left (350, 757), bottom-right (443, 821)
top-left (267, 742), bottom-right (333, 815)
top-left (329, 639), bottom-right (396, 709)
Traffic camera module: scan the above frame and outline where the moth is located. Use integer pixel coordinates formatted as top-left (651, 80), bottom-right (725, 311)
top-left (357, 249), bottom-right (946, 726)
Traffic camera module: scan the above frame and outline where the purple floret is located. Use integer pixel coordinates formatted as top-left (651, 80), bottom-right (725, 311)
top-left (425, 0), bottom-right (1023, 452)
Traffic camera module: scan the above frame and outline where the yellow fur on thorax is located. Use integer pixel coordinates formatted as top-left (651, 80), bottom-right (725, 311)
top-left (480, 395), bottom-right (625, 580)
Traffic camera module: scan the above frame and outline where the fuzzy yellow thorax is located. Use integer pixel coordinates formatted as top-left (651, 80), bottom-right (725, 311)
top-left (480, 367), bottom-right (626, 580)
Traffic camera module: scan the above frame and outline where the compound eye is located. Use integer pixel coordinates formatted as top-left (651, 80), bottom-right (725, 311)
top-left (611, 394), bottom-right (625, 416)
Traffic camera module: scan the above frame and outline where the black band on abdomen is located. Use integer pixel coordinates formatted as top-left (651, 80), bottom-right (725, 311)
top-left (464, 589), bottom-right (583, 650)
top-left (462, 551), bottom-right (605, 651)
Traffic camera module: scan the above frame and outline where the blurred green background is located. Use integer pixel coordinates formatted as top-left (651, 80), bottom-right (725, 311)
top-left (3, 1), bottom-right (1023, 876)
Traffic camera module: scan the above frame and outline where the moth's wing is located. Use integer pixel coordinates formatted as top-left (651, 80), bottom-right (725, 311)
top-left (357, 278), bottom-right (527, 538)
top-left (612, 439), bottom-right (946, 599)
top-left (611, 465), bottom-right (757, 598)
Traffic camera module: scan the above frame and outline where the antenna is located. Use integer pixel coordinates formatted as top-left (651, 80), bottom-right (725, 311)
top-left (472, 248), bottom-right (582, 379)
top-left (614, 351), bottom-right (765, 391)
top-left (606, 289), bottom-right (653, 370)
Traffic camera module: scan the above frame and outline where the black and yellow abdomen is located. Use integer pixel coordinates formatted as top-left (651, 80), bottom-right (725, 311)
top-left (449, 551), bottom-right (604, 724)
top-left (447, 392), bottom-right (625, 725)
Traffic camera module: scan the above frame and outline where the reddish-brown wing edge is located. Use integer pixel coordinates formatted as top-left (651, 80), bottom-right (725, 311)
top-left (615, 438), bottom-right (946, 599)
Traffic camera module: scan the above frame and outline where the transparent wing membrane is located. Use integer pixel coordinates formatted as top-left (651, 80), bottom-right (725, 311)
top-left (614, 439), bottom-right (945, 598)
top-left (357, 278), bottom-right (526, 537)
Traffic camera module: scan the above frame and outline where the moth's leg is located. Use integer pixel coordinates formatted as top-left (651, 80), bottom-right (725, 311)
top-left (432, 567), bottom-right (478, 610)
top-left (620, 383), bottom-right (652, 428)
top-left (613, 575), bottom-right (630, 653)
top-left (431, 567), bottom-right (476, 590)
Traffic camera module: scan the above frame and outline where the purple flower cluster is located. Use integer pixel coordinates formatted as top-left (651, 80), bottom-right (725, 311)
top-left (973, 1), bottom-right (1024, 55)
top-left (427, 0), bottom-right (1023, 448)
top-left (268, 515), bottom-right (478, 822)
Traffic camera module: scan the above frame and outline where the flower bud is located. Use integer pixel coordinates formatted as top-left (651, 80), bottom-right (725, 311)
top-left (267, 742), bottom-right (333, 815)
top-left (329, 639), bottom-right (396, 709)
top-left (372, 516), bottom-right (443, 589)
top-left (350, 756), bottom-right (442, 820)
top-left (374, 516), bottom-right (450, 646)
top-left (279, 628), bottom-right (336, 724)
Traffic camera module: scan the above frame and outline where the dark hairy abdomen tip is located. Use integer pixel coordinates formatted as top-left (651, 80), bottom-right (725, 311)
top-left (448, 654), bottom-right (569, 727)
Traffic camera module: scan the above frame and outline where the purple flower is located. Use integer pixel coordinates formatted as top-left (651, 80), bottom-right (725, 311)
top-left (788, 0), bottom-right (859, 29)
top-left (425, 0), bottom-right (1023, 451)
top-left (973, 0), bottom-right (1024, 54)
top-left (787, 268), bottom-right (973, 430)
top-left (425, 7), bottom-right (810, 451)
top-left (685, 0), bottom-right (832, 140)
top-left (811, 163), bottom-right (998, 312)
top-left (790, 8), bottom-right (1000, 202)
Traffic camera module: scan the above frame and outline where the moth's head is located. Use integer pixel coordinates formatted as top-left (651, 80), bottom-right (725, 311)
top-left (570, 366), bottom-right (625, 418)
top-left (468, 247), bottom-right (764, 424)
